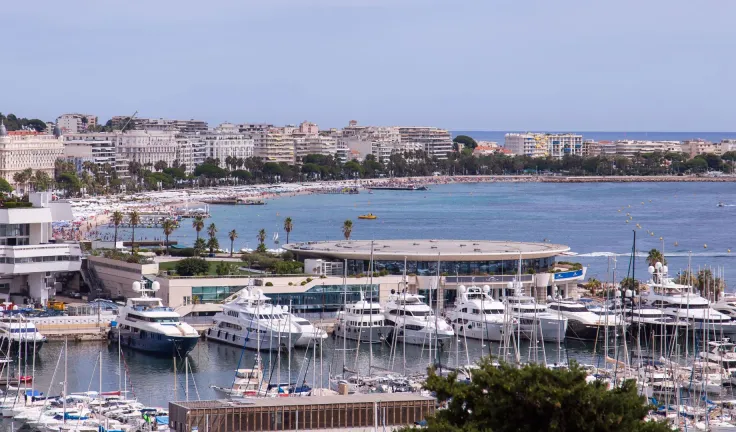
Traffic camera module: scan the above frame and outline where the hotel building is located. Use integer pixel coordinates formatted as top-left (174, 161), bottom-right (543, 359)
top-left (0, 124), bottom-right (64, 187)
top-left (56, 113), bottom-right (98, 133)
top-left (253, 131), bottom-right (295, 163)
top-left (0, 192), bottom-right (82, 304)
top-left (63, 133), bottom-right (118, 175)
top-left (202, 128), bottom-right (255, 167)
top-left (504, 133), bottom-right (583, 159)
top-left (115, 130), bottom-right (179, 167)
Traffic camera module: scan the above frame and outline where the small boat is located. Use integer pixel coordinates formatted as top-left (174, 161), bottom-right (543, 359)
top-left (718, 202), bottom-right (726, 207)
top-left (358, 213), bottom-right (377, 220)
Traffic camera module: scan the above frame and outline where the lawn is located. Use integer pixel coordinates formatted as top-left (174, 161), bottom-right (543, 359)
top-left (159, 260), bottom-right (252, 276)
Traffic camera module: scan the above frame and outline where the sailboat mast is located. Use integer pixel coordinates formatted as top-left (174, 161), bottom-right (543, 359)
top-left (369, 240), bottom-right (374, 375)
top-left (342, 259), bottom-right (347, 377)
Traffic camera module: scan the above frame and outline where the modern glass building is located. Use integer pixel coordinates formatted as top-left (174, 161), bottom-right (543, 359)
top-left (284, 239), bottom-right (570, 277)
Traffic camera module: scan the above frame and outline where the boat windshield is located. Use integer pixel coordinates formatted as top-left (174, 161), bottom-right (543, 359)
top-left (153, 317), bottom-right (179, 323)
top-left (259, 314), bottom-right (284, 320)
top-left (408, 310), bottom-right (433, 317)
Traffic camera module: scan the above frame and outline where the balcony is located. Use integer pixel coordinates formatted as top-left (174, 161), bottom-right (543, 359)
top-left (0, 243), bottom-right (82, 274)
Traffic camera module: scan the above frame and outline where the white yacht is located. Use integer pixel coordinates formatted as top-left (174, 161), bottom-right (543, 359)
top-left (384, 290), bottom-right (454, 345)
top-left (547, 299), bottom-right (620, 340)
top-left (207, 288), bottom-right (302, 351)
top-left (446, 285), bottom-right (505, 341)
top-left (505, 294), bottom-right (568, 343)
top-left (699, 340), bottom-right (736, 375)
top-left (211, 358), bottom-right (268, 397)
top-left (626, 307), bottom-right (689, 334)
top-left (335, 295), bottom-right (391, 343)
top-left (0, 314), bottom-right (46, 354)
top-left (639, 263), bottom-right (736, 335)
top-left (713, 296), bottom-right (736, 320)
top-left (289, 315), bottom-right (328, 347)
top-left (111, 281), bottom-right (199, 356)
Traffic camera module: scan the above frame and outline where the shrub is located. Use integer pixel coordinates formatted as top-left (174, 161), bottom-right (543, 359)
top-left (273, 260), bottom-right (303, 275)
top-left (176, 257), bottom-right (210, 276)
top-left (170, 247), bottom-right (196, 257)
top-left (265, 282), bottom-right (273, 286)
top-left (300, 281), bottom-right (307, 286)
top-left (305, 277), bottom-right (313, 283)
top-left (215, 261), bottom-right (237, 276)
top-left (288, 282), bottom-right (293, 286)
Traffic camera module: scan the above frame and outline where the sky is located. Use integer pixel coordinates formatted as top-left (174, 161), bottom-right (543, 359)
top-left (1, 0), bottom-right (735, 131)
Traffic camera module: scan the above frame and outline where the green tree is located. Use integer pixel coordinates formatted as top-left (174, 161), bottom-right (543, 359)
top-left (192, 216), bottom-right (205, 241)
top-left (257, 228), bottom-right (267, 253)
top-left (452, 135), bottom-right (478, 150)
top-left (34, 170), bottom-right (52, 191)
top-left (403, 359), bottom-right (670, 432)
top-left (645, 248), bottom-right (666, 267)
top-left (162, 219), bottom-right (178, 256)
top-left (175, 257), bottom-right (209, 276)
top-left (228, 229), bottom-right (238, 257)
top-left (129, 210), bottom-right (141, 251)
top-left (193, 238), bottom-right (207, 256)
top-left (0, 178), bottom-right (12, 194)
top-left (283, 217), bottom-right (293, 244)
top-left (111, 211), bottom-right (124, 247)
top-left (207, 222), bottom-right (218, 239)
top-left (154, 160), bottom-right (168, 172)
top-left (215, 261), bottom-right (236, 276)
top-left (342, 219), bottom-right (353, 240)
top-left (620, 277), bottom-right (640, 293)
top-left (207, 236), bottom-right (220, 255)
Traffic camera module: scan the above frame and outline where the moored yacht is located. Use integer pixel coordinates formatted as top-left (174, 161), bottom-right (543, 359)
top-left (626, 307), bottom-right (689, 334)
top-left (111, 281), bottom-right (199, 356)
top-left (639, 262), bottom-right (736, 335)
top-left (211, 357), bottom-right (268, 397)
top-left (446, 285), bottom-right (505, 341)
top-left (207, 288), bottom-right (302, 351)
top-left (384, 290), bottom-right (454, 345)
top-left (289, 315), bottom-right (328, 347)
top-left (335, 294), bottom-right (391, 343)
top-left (699, 340), bottom-right (736, 375)
top-left (548, 299), bottom-right (619, 340)
top-left (0, 314), bottom-right (46, 354)
top-left (505, 295), bottom-right (567, 343)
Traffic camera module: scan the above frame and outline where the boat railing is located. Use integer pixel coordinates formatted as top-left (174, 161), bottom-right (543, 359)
top-left (132, 306), bottom-right (173, 312)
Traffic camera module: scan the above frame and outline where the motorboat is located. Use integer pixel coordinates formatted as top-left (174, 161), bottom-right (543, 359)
top-left (504, 294), bottom-right (568, 343)
top-left (639, 263), bottom-right (736, 335)
top-left (334, 294), bottom-right (392, 343)
top-left (358, 214), bottom-right (377, 220)
top-left (0, 314), bottom-right (46, 355)
top-left (548, 299), bottom-right (620, 340)
top-left (111, 281), bottom-right (199, 356)
top-left (289, 315), bottom-right (328, 347)
top-left (384, 290), bottom-right (454, 345)
top-left (211, 357), bottom-right (268, 397)
top-left (700, 340), bottom-right (736, 375)
top-left (626, 307), bottom-right (689, 334)
top-left (713, 297), bottom-right (736, 320)
top-left (207, 288), bottom-right (302, 351)
top-left (446, 285), bottom-right (505, 341)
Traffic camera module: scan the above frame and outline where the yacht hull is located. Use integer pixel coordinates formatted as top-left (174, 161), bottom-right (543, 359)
top-left (294, 332), bottom-right (327, 348)
top-left (206, 327), bottom-right (300, 351)
top-left (566, 320), bottom-right (616, 340)
top-left (452, 321), bottom-right (505, 341)
top-left (334, 324), bottom-right (391, 343)
top-left (517, 317), bottom-right (567, 343)
top-left (0, 337), bottom-right (45, 355)
top-left (389, 328), bottom-right (454, 346)
top-left (112, 328), bottom-right (198, 356)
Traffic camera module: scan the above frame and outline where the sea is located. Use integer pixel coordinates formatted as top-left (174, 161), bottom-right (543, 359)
top-left (73, 176), bottom-right (736, 405)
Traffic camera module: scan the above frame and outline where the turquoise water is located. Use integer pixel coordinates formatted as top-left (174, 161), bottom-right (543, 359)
top-left (114, 181), bottom-right (736, 283)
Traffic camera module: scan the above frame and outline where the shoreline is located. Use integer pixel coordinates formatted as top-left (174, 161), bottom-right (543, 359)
top-left (67, 174), bottom-right (734, 240)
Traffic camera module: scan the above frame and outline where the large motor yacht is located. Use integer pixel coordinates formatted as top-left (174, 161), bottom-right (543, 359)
top-left (384, 290), bottom-right (454, 345)
top-left (111, 281), bottom-right (199, 356)
top-left (547, 299), bottom-right (620, 340)
top-left (699, 339), bottom-right (736, 376)
top-left (334, 294), bottom-right (392, 343)
top-left (639, 262), bottom-right (736, 335)
top-left (446, 285), bottom-right (505, 341)
top-left (207, 288), bottom-right (302, 351)
top-left (0, 314), bottom-right (46, 354)
top-left (289, 315), bottom-right (328, 348)
top-left (625, 306), bottom-right (689, 334)
top-left (505, 293), bottom-right (568, 343)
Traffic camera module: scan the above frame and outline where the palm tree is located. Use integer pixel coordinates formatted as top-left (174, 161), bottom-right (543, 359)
top-left (192, 216), bottom-right (205, 241)
top-left (228, 229), bottom-right (238, 257)
top-left (129, 210), bottom-right (140, 251)
top-left (162, 219), bottom-right (178, 256)
top-left (283, 217), bottom-right (293, 244)
top-left (257, 229), bottom-right (266, 252)
top-left (207, 236), bottom-right (220, 255)
top-left (111, 211), bottom-right (124, 246)
top-left (207, 223), bottom-right (218, 239)
top-left (646, 248), bottom-right (667, 267)
top-left (342, 219), bottom-right (353, 241)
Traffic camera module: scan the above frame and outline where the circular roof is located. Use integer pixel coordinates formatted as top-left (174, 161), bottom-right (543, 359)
top-left (283, 239), bottom-right (569, 261)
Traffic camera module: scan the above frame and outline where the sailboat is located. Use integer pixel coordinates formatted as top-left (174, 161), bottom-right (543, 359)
top-left (273, 231), bottom-right (279, 244)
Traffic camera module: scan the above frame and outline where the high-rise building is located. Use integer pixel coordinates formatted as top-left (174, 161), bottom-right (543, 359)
top-left (202, 126), bottom-right (255, 168)
top-left (398, 127), bottom-right (453, 160)
top-left (115, 130), bottom-right (179, 168)
top-left (56, 113), bottom-right (98, 133)
top-left (504, 133), bottom-right (583, 159)
top-left (0, 124), bottom-right (64, 187)
top-left (63, 133), bottom-right (118, 175)
top-left (547, 133), bottom-right (583, 159)
top-left (254, 131), bottom-right (295, 163)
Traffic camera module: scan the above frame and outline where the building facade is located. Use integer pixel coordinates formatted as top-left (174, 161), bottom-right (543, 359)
top-left (0, 125), bottom-right (64, 186)
top-left (56, 113), bottom-right (98, 134)
top-left (504, 133), bottom-right (583, 159)
top-left (115, 130), bottom-right (179, 167)
top-left (398, 127), bottom-right (453, 160)
top-left (254, 131), bottom-right (295, 163)
top-left (0, 192), bottom-right (82, 304)
top-left (111, 117), bottom-right (208, 133)
top-left (63, 133), bottom-right (117, 175)
top-left (547, 133), bottom-right (583, 159)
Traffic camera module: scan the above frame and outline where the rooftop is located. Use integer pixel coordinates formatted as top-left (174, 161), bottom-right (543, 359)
top-left (171, 393), bottom-right (435, 410)
top-left (284, 239), bottom-right (569, 261)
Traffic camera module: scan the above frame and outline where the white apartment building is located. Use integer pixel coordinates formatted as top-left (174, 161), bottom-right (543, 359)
top-left (0, 125), bottom-right (64, 186)
top-left (111, 117), bottom-right (208, 133)
top-left (719, 139), bottom-right (736, 154)
top-left (398, 127), bottom-right (453, 160)
top-left (254, 131), bottom-right (295, 163)
top-left (591, 140), bottom-right (682, 158)
top-left (681, 139), bottom-right (718, 157)
top-left (0, 192), bottom-right (82, 304)
top-left (115, 130), bottom-right (179, 168)
top-left (547, 133), bottom-right (584, 159)
top-left (175, 135), bottom-right (194, 174)
top-left (203, 130), bottom-right (255, 167)
top-left (504, 133), bottom-right (583, 159)
top-left (56, 113), bottom-right (98, 133)
top-left (63, 133), bottom-right (117, 174)
top-left (294, 135), bottom-right (336, 161)
top-left (237, 123), bottom-right (273, 135)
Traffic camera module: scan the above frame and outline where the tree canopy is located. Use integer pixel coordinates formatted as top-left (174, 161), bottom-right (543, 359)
top-left (0, 113), bottom-right (46, 132)
top-left (405, 359), bottom-right (670, 432)
top-left (452, 135), bottom-right (478, 150)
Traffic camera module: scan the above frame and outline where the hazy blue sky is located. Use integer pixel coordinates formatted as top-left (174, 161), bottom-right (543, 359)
top-left (2, 0), bottom-right (734, 131)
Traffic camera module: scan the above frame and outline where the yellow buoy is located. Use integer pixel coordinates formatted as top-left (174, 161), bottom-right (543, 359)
top-left (704, 244), bottom-right (708, 249)
top-left (659, 237), bottom-right (663, 241)
top-left (728, 249), bottom-right (731, 253)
